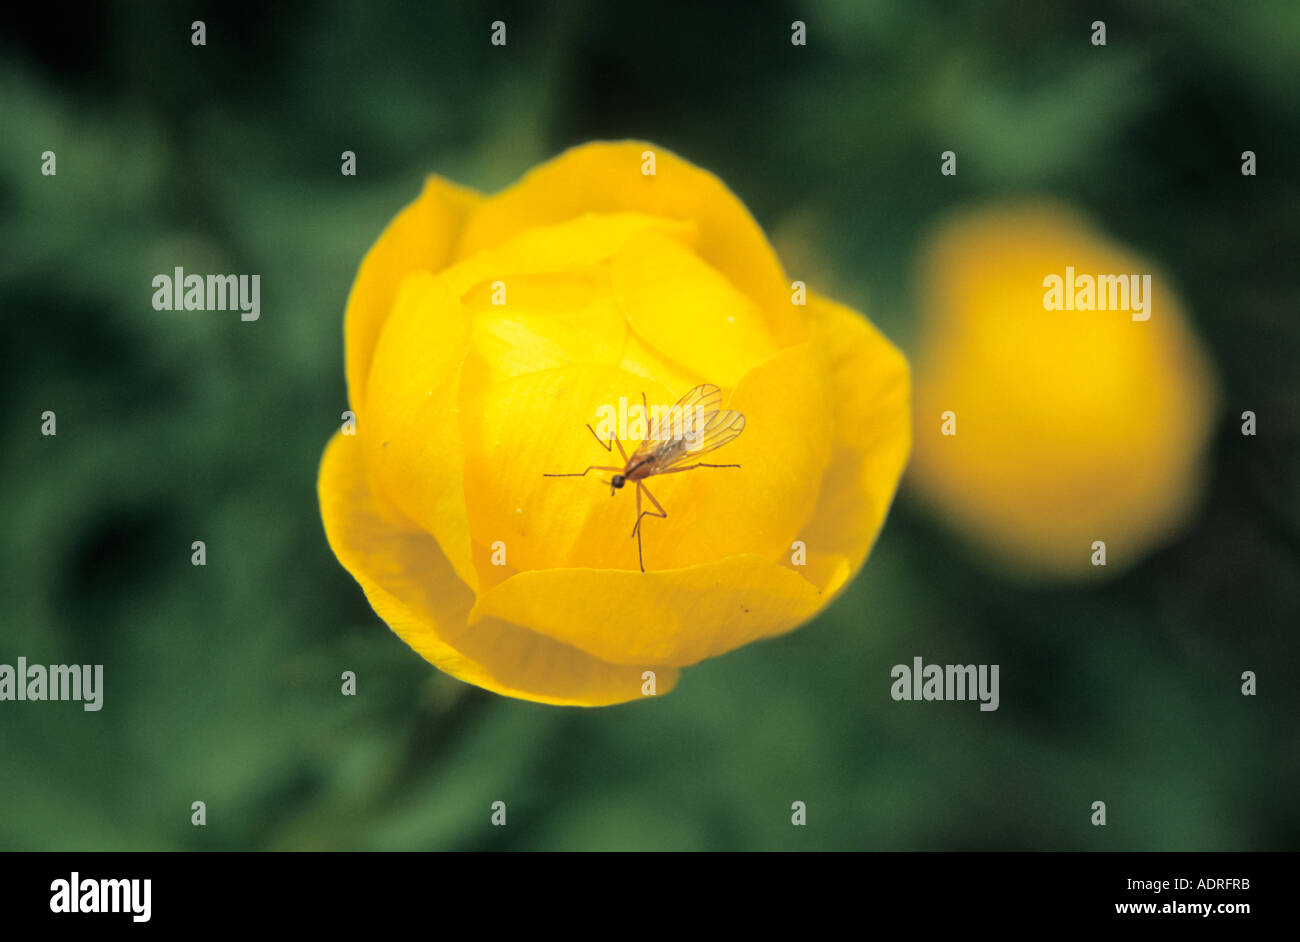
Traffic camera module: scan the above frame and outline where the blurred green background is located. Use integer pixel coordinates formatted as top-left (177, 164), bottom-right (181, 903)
top-left (2, 0), bottom-right (1297, 850)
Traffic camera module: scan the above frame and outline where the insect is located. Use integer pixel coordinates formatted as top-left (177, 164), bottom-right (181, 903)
top-left (543, 383), bottom-right (746, 572)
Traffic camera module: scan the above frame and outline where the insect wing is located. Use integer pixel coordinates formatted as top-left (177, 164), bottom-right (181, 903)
top-left (658, 384), bottom-right (745, 470)
top-left (673, 383), bottom-right (724, 417)
top-left (657, 407), bottom-right (745, 470)
top-left (628, 384), bottom-right (717, 462)
top-left (628, 383), bottom-right (745, 470)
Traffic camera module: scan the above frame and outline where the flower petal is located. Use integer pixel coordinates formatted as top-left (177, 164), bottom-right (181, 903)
top-left (792, 292), bottom-right (911, 592)
top-left (618, 329), bottom-right (704, 392)
top-left (363, 271), bottom-right (478, 592)
top-left (445, 211), bottom-right (695, 296)
top-left (454, 141), bottom-right (805, 346)
top-left (460, 364), bottom-right (672, 574)
top-left (611, 230), bottom-right (780, 388)
top-left (318, 431), bottom-right (678, 705)
top-left (469, 554), bottom-right (827, 667)
top-left (345, 175), bottom-right (482, 413)
top-left (639, 340), bottom-right (834, 570)
top-left (445, 212), bottom-right (694, 393)
top-left (462, 295), bottom-right (626, 392)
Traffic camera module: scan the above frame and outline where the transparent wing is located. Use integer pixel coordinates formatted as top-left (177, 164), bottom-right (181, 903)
top-left (673, 383), bottom-right (724, 417)
top-left (630, 383), bottom-right (746, 471)
top-left (658, 407), bottom-right (745, 469)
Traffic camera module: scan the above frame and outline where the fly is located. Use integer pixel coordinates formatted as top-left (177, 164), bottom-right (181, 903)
top-left (543, 383), bottom-right (746, 572)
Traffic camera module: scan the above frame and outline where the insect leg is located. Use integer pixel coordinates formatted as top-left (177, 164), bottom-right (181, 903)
top-left (631, 483), bottom-right (668, 572)
top-left (584, 423), bottom-right (614, 452)
top-left (631, 483), bottom-right (669, 536)
top-left (583, 422), bottom-right (628, 463)
top-left (542, 465), bottom-right (623, 478)
top-left (654, 462), bottom-right (742, 474)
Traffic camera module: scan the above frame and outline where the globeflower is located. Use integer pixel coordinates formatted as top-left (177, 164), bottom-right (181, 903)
top-left (909, 203), bottom-right (1219, 580)
top-left (318, 142), bottom-right (910, 705)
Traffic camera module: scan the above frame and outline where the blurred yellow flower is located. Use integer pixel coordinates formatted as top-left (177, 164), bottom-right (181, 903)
top-left (317, 141), bottom-right (910, 705)
top-left (909, 203), bottom-right (1219, 580)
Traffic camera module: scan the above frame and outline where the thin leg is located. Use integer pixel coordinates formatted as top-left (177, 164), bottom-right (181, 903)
top-left (543, 465), bottom-right (622, 478)
top-left (654, 462), bottom-right (742, 475)
top-left (584, 423), bottom-right (614, 452)
top-left (631, 483), bottom-right (667, 536)
top-left (583, 422), bottom-right (628, 463)
top-left (632, 483), bottom-right (668, 572)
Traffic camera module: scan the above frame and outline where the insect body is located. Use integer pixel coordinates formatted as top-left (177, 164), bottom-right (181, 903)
top-left (543, 383), bottom-right (746, 572)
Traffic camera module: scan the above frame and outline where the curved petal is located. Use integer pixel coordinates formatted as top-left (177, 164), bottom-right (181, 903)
top-left (345, 175), bottom-right (482, 413)
top-left (618, 329), bottom-right (705, 392)
top-left (454, 140), bottom-right (806, 346)
top-left (461, 295), bottom-right (626, 394)
top-left (444, 211), bottom-right (695, 297)
top-left (640, 341), bottom-right (833, 570)
top-left (791, 292), bottom-right (911, 593)
top-left (468, 554), bottom-right (827, 667)
top-left (363, 272), bottom-right (478, 592)
top-left (611, 230), bottom-right (779, 388)
top-left (318, 431), bottom-right (678, 705)
top-left (445, 212), bottom-right (695, 394)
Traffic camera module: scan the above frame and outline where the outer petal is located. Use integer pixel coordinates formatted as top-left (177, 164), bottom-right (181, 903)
top-left (468, 555), bottom-right (828, 667)
top-left (792, 292), bottom-right (911, 594)
top-left (345, 175), bottom-right (482, 413)
top-left (454, 141), bottom-right (806, 346)
top-left (444, 211), bottom-right (695, 297)
top-left (364, 272), bottom-right (478, 592)
top-left (318, 432), bottom-right (678, 705)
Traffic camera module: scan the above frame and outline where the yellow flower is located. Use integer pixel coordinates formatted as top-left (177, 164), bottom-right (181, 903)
top-left (909, 203), bottom-right (1219, 580)
top-left (317, 141), bottom-right (910, 705)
